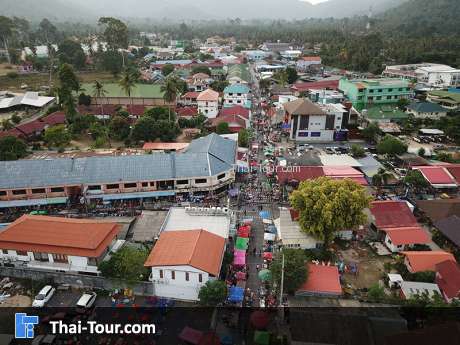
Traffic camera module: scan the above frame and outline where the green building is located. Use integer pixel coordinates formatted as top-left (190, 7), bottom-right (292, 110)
top-left (339, 78), bottom-right (412, 110)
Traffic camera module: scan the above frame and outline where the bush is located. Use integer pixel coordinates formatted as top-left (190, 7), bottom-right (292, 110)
top-left (6, 72), bottom-right (18, 79)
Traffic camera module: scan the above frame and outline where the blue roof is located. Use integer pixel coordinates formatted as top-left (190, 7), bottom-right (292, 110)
top-left (0, 133), bottom-right (236, 190)
top-left (228, 286), bottom-right (244, 303)
top-left (407, 102), bottom-right (446, 113)
top-left (224, 84), bottom-right (250, 94)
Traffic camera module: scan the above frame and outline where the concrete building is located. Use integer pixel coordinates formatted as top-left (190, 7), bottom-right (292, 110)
top-left (223, 84), bottom-right (251, 108)
top-left (338, 78), bottom-right (412, 109)
top-left (406, 102), bottom-right (448, 119)
top-left (0, 133), bottom-right (236, 208)
top-left (427, 91), bottom-right (460, 111)
top-left (145, 229), bottom-right (225, 301)
top-left (0, 215), bottom-right (122, 275)
top-left (296, 56), bottom-right (322, 71)
top-left (187, 73), bottom-right (214, 92)
top-left (400, 281), bottom-right (441, 300)
top-left (197, 89), bottom-right (219, 118)
top-left (283, 98), bottom-right (347, 142)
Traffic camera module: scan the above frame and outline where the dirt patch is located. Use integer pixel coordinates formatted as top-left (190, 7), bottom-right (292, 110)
top-left (0, 295), bottom-right (32, 307)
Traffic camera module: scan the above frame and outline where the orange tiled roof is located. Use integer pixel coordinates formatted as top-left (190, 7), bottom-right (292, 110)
top-left (403, 251), bottom-right (457, 272)
top-left (0, 215), bottom-right (120, 258)
top-left (144, 229), bottom-right (225, 276)
top-left (197, 89), bottom-right (219, 102)
top-left (383, 226), bottom-right (431, 246)
top-left (297, 263), bottom-right (342, 295)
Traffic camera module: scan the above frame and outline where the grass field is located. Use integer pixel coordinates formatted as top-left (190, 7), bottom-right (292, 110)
top-left (0, 63), bottom-right (18, 76)
top-left (0, 70), bottom-right (117, 93)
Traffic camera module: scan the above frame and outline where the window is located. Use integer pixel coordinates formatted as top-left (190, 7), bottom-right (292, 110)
top-left (311, 132), bottom-right (321, 137)
top-left (159, 270), bottom-right (163, 279)
top-left (398, 88), bottom-right (403, 91)
top-left (141, 182), bottom-right (148, 187)
top-left (32, 188), bottom-right (46, 194)
top-left (387, 96), bottom-right (392, 100)
top-left (217, 173), bottom-right (226, 180)
top-left (106, 184), bottom-right (119, 190)
top-left (171, 271), bottom-right (175, 280)
top-left (229, 93), bottom-right (233, 96)
top-left (367, 97), bottom-right (373, 101)
top-left (16, 250), bottom-right (27, 256)
top-left (88, 185), bottom-right (101, 191)
top-left (124, 183), bottom-right (137, 189)
top-left (176, 180), bottom-right (189, 185)
top-left (237, 93), bottom-right (241, 96)
top-left (388, 88), bottom-right (393, 92)
top-left (195, 178), bottom-right (207, 184)
top-left (185, 272), bottom-right (189, 281)
top-left (50, 187), bottom-right (64, 193)
top-left (237, 100), bottom-right (241, 104)
top-left (369, 89), bottom-right (374, 93)
top-left (2, 249), bottom-right (8, 254)
top-left (199, 274), bottom-right (203, 283)
top-left (149, 182), bottom-right (155, 187)
top-left (0, 191), bottom-right (6, 196)
top-left (378, 89), bottom-right (383, 93)
top-left (52, 254), bottom-right (68, 263)
top-left (12, 189), bottom-right (26, 195)
top-left (377, 96), bottom-right (382, 100)
top-left (33, 252), bottom-right (49, 261)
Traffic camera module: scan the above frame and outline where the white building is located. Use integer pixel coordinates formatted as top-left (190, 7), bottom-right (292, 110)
top-left (296, 56), bottom-right (322, 71)
top-left (382, 226), bottom-right (431, 253)
top-left (197, 88), bottom-right (219, 118)
top-left (145, 229), bottom-right (225, 301)
top-left (0, 215), bottom-right (122, 275)
top-left (400, 281), bottom-right (441, 300)
top-left (406, 102), bottom-right (448, 119)
top-left (383, 63), bottom-right (460, 88)
top-left (223, 84), bottom-right (251, 107)
top-left (280, 50), bottom-right (302, 60)
top-left (284, 99), bottom-right (346, 142)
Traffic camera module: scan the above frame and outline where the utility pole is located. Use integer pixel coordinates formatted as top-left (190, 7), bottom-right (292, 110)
top-left (279, 252), bottom-right (285, 306)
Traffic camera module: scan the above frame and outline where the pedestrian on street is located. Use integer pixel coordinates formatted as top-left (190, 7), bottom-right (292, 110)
top-left (253, 247), bottom-right (256, 256)
top-left (256, 264), bottom-right (260, 271)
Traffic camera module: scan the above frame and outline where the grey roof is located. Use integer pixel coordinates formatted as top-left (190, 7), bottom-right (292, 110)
top-left (0, 133), bottom-right (236, 189)
top-left (407, 102), bottom-right (446, 113)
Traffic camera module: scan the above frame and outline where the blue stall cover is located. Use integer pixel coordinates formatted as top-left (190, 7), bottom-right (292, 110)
top-left (266, 225), bottom-right (277, 234)
top-left (228, 286), bottom-right (244, 303)
top-left (259, 210), bottom-right (271, 219)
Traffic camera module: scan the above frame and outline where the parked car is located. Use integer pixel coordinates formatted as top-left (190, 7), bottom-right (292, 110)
top-left (76, 292), bottom-right (97, 310)
top-left (32, 285), bottom-right (55, 307)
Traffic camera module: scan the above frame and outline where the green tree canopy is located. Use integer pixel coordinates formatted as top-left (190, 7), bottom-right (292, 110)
top-left (285, 66), bottom-right (299, 84)
top-left (43, 125), bottom-right (71, 148)
top-left (238, 128), bottom-right (251, 148)
top-left (161, 64), bottom-right (175, 76)
top-left (290, 177), bottom-right (371, 247)
top-left (377, 135), bottom-right (407, 155)
top-left (367, 283), bottom-right (386, 302)
top-left (404, 170), bottom-right (429, 189)
top-left (98, 246), bottom-right (150, 286)
top-left (216, 122), bottom-right (231, 134)
top-left (109, 116), bottom-right (131, 141)
top-left (191, 66), bottom-right (211, 76)
top-left (198, 280), bottom-right (227, 306)
top-left (98, 50), bottom-right (123, 77)
top-left (361, 123), bottom-right (381, 143)
top-left (0, 136), bottom-right (27, 161)
top-left (271, 249), bottom-right (308, 295)
top-left (350, 144), bottom-right (365, 158)
top-left (58, 39), bottom-right (86, 69)
top-left (98, 17), bottom-right (128, 50)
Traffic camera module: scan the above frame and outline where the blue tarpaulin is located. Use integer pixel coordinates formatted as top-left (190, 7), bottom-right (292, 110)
top-left (266, 225), bottom-right (277, 234)
top-left (228, 286), bottom-right (244, 303)
top-left (259, 210), bottom-right (271, 219)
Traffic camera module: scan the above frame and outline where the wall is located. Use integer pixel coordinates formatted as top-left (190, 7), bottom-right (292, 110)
top-left (197, 100), bottom-right (218, 118)
top-left (384, 234), bottom-right (404, 253)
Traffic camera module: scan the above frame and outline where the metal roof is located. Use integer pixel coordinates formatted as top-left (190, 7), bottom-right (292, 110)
top-left (0, 133), bottom-right (236, 189)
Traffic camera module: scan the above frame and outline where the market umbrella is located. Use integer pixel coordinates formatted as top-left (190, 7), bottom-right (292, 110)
top-left (254, 331), bottom-right (270, 345)
top-left (258, 269), bottom-right (271, 281)
top-left (250, 311), bottom-right (270, 330)
top-left (263, 252), bottom-right (273, 261)
top-left (235, 237), bottom-right (249, 250)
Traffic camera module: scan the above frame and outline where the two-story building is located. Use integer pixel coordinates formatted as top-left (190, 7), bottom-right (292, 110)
top-left (283, 98), bottom-right (346, 142)
top-left (223, 84), bottom-right (251, 108)
top-left (144, 229), bottom-right (225, 301)
top-left (0, 133), bottom-right (236, 209)
top-left (339, 78), bottom-right (412, 110)
top-left (197, 88), bottom-right (219, 118)
top-left (0, 215), bottom-right (122, 275)
top-left (187, 73), bottom-right (214, 92)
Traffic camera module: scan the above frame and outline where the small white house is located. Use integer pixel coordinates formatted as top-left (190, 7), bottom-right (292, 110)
top-left (223, 84), bottom-right (251, 107)
top-left (382, 226), bottom-right (431, 253)
top-left (400, 281), bottom-right (441, 300)
top-left (197, 89), bottom-right (219, 118)
top-left (145, 229), bottom-right (225, 301)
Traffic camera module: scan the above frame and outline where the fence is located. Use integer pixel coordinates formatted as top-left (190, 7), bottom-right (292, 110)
top-left (0, 266), bottom-right (154, 296)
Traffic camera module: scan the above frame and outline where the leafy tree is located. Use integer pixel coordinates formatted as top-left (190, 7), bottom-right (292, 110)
top-left (191, 66), bottom-right (211, 76)
top-left (285, 66), bottom-right (298, 84)
top-left (210, 80), bottom-right (229, 93)
top-left (350, 144), bottom-right (365, 158)
top-left (37, 18), bottom-right (59, 43)
top-left (259, 79), bottom-right (271, 94)
top-left (397, 98), bottom-right (410, 110)
top-left (0, 136), bottom-right (27, 160)
top-left (1, 119), bottom-right (13, 130)
top-left (44, 125), bottom-right (71, 148)
top-left (368, 283), bottom-right (386, 302)
top-left (361, 123), bottom-right (381, 143)
top-left (57, 63), bottom-right (80, 123)
top-left (377, 135), bottom-right (407, 155)
top-left (58, 39), bottom-right (86, 69)
top-left (271, 249), bottom-right (308, 295)
top-left (109, 116), bottom-right (131, 141)
top-left (93, 80), bottom-right (107, 117)
top-left (0, 16), bottom-right (15, 64)
top-left (119, 68), bottom-right (138, 106)
top-left (372, 168), bottom-right (392, 195)
top-left (10, 114), bottom-right (21, 125)
top-left (98, 50), bottom-right (123, 77)
top-left (98, 246), bottom-right (150, 286)
top-left (161, 63), bottom-right (174, 76)
top-left (89, 122), bottom-right (108, 141)
top-left (198, 280), bottom-right (227, 306)
top-left (238, 128), bottom-right (251, 148)
top-left (290, 177), bottom-right (371, 247)
top-left (78, 93), bottom-right (91, 106)
top-left (216, 122), bottom-right (231, 134)
top-left (131, 116), bottom-right (180, 142)
top-left (418, 147), bottom-right (426, 157)
top-left (273, 70), bottom-right (288, 87)
top-left (98, 17), bottom-right (128, 50)
top-left (404, 170), bottom-right (429, 189)
top-left (161, 78), bottom-right (180, 121)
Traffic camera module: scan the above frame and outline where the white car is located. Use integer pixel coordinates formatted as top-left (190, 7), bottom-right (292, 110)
top-left (76, 292), bottom-right (97, 309)
top-left (32, 285), bottom-right (55, 307)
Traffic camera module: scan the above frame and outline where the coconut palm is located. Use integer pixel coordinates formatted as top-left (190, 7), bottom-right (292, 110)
top-left (119, 68), bottom-right (138, 108)
top-left (372, 168), bottom-right (392, 196)
top-left (93, 80), bottom-right (107, 117)
top-left (161, 77), bottom-right (179, 122)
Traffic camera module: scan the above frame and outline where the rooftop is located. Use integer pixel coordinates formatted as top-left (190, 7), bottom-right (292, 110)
top-left (400, 281), bottom-right (441, 299)
top-left (407, 101), bottom-right (446, 113)
top-left (417, 199), bottom-right (460, 222)
top-left (370, 201), bottom-right (418, 229)
top-left (436, 260), bottom-right (460, 300)
top-left (224, 84), bottom-right (250, 94)
top-left (283, 98), bottom-right (326, 116)
top-left (413, 166), bottom-right (457, 187)
top-left (0, 215), bottom-right (119, 257)
top-left (144, 229), bottom-right (225, 276)
top-left (297, 263), bottom-right (342, 295)
top-left (364, 106), bottom-right (408, 120)
top-left (383, 226), bottom-right (430, 246)
top-left (142, 142), bottom-right (189, 151)
top-left (434, 215), bottom-right (460, 248)
top-left (197, 88), bottom-right (219, 102)
top-left (403, 251), bottom-right (456, 272)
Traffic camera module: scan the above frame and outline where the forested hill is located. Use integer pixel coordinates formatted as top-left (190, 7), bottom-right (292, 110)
top-left (377, 0), bottom-right (460, 35)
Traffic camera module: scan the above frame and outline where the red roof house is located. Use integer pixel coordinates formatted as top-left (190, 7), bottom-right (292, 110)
top-left (370, 201), bottom-right (418, 229)
top-left (413, 166), bottom-right (457, 188)
top-left (177, 106), bottom-right (199, 118)
top-left (42, 112), bottom-right (66, 126)
top-left (296, 263), bottom-right (342, 297)
top-left (436, 260), bottom-right (460, 302)
top-left (382, 226), bottom-right (431, 252)
top-left (220, 105), bottom-right (250, 120)
top-left (403, 251), bottom-right (457, 273)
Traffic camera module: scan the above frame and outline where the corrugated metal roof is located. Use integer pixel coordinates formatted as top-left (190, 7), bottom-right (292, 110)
top-left (0, 133), bottom-right (236, 189)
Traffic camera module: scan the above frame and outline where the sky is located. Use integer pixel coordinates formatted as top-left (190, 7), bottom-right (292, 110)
top-left (304, 0), bottom-right (330, 4)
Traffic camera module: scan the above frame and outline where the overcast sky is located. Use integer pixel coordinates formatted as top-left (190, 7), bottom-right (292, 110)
top-left (304, 0), bottom-right (330, 4)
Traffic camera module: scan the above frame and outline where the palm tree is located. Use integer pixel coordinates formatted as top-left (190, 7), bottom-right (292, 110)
top-left (119, 69), bottom-right (137, 108)
top-left (93, 80), bottom-right (107, 117)
top-left (161, 77), bottom-right (178, 122)
top-left (372, 168), bottom-right (392, 196)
